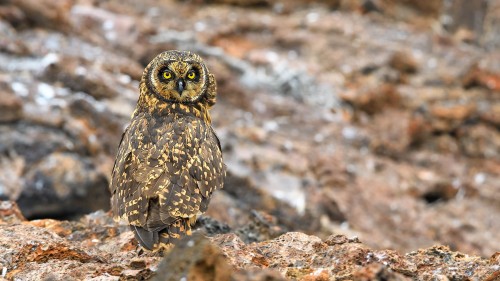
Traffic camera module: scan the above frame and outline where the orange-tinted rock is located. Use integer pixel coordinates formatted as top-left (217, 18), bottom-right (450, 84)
top-left (153, 234), bottom-right (234, 281)
top-left (13, 0), bottom-right (73, 32)
top-left (0, 224), bottom-right (96, 279)
top-left (0, 88), bottom-right (23, 122)
top-left (389, 51), bottom-right (419, 74)
top-left (0, 201), bottom-right (26, 224)
top-left (341, 84), bottom-right (402, 115)
top-left (211, 232), bottom-right (499, 280)
top-left (463, 63), bottom-right (500, 92)
top-left (351, 263), bottom-right (410, 281)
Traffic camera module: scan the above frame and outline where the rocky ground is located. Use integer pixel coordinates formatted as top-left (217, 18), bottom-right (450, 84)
top-left (0, 0), bottom-right (499, 280)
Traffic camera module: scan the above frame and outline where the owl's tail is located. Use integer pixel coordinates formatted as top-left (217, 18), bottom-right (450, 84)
top-left (131, 225), bottom-right (158, 251)
top-left (130, 219), bottom-right (192, 251)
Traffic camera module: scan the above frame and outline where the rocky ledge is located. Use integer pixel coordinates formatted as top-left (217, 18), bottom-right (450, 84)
top-left (1, 202), bottom-right (499, 281)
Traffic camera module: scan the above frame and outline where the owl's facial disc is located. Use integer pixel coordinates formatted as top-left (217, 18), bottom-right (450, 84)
top-left (152, 60), bottom-right (207, 103)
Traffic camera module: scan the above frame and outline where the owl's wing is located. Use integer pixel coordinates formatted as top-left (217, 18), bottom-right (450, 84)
top-left (188, 127), bottom-right (225, 213)
top-left (109, 116), bottom-right (147, 223)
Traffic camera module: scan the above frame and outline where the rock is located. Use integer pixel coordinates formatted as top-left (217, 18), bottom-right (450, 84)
top-left (480, 103), bottom-right (500, 128)
top-left (456, 123), bottom-right (500, 158)
top-left (194, 215), bottom-right (232, 237)
top-left (463, 63), bottom-right (500, 92)
top-left (0, 86), bottom-right (23, 122)
top-left (442, 0), bottom-right (488, 36)
top-left (336, 0), bottom-right (442, 23)
top-left (406, 97), bottom-right (500, 158)
top-left (351, 263), bottom-right (410, 281)
top-left (13, 0), bottom-right (73, 32)
top-left (17, 152), bottom-right (110, 219)
top-left (212, 232), bottom-right (500, 280)
top-left (70, 5), bottom-right (142, 49)
top-left (381, 0), bottom-right (442, 23)
top-left (221, 172), bottom-right (317, 233)
top-left (153, 233), bottom-right (233, 281)
top-left (152, 233), bottom-right (287, 281)
top-left (388, 51), bottom-right (419, 74)
top-left (0, 150), bottom-right (25, 201)
top-left (0, 123), bottom-right (79, 213)
top-left (419, 181), bottom-right (459, 204)
top-left (481, 0), bottom-right (500, 49)
top-left (232, 270), bottom-right (287, 281)
top-left (0, 5), bottom-right (26, 28)
top-left (235, 210), bottom-right (286, 243)
top-left (63, 95), bottom-right (124, 156)
top-left (0, 20), bottom-right (30, 55)
top-left (0, 224), bottom-right (97, 280)
top-left (368, 109), bottom-right (411, 157)
top-left (0, 201), bottom-right (26, 224)
top-left (426, 102), bottom-right (477, 136)
top-left (407, 107), bottom-right (433, 147)
top-left (0, 123), bottom-right (72, 164)
top-left (0, 85), bottom-right (122, 221)
top-left (211, 233), bottom-right (265, 269)
top-left (341, 84), bottom-right (402, 116)
top-left (311, 153), bottom-right (351, 189)
top-left (28, 218), bottom-right (76, 238)
top-left (1, 221), bottom-right (499, 280)
top-left (195, 0), bottom-right (270, 6)
top-left (40, 55), bottom-right (121, 100)
top-left (429, 103), bottom-right (477, 122)
top-left (405, 245), bottom-right (500, 280)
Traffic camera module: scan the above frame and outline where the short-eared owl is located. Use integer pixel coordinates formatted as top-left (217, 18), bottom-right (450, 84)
top-left (110, 50), bottom-right (225, 251)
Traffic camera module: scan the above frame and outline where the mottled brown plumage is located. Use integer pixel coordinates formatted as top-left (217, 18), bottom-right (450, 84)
top-left (110, 50), bottom-right (225, 251)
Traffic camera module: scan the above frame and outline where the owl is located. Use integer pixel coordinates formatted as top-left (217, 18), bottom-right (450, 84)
top-left (109, 50), bottom-right (225, 251)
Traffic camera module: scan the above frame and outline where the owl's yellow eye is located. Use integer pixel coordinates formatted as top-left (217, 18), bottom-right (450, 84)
top-left (187, 71), bottom-right (196, 80)
top-left (163, 71), bottom-right (172, 80)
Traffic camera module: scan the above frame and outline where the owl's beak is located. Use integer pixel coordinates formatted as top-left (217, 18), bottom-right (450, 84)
top-left (176, 79), bottom-right (185, 94)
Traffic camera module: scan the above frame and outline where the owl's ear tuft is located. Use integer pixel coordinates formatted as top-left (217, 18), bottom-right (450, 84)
top-left (203, 73), bottom-right (217, 108)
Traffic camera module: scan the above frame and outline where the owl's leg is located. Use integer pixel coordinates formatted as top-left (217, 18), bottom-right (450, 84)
top-left (136, 246), bottom-right (145, 256)
top-left (158, 218), bottom-right (191, 247)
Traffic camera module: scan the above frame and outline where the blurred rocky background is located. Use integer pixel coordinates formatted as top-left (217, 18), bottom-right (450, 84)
top-left (0, 0), bottom-right (499, 280)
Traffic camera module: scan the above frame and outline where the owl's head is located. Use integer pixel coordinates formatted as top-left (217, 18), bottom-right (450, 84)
top-left (141, 50), bottom-right (217, 107)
